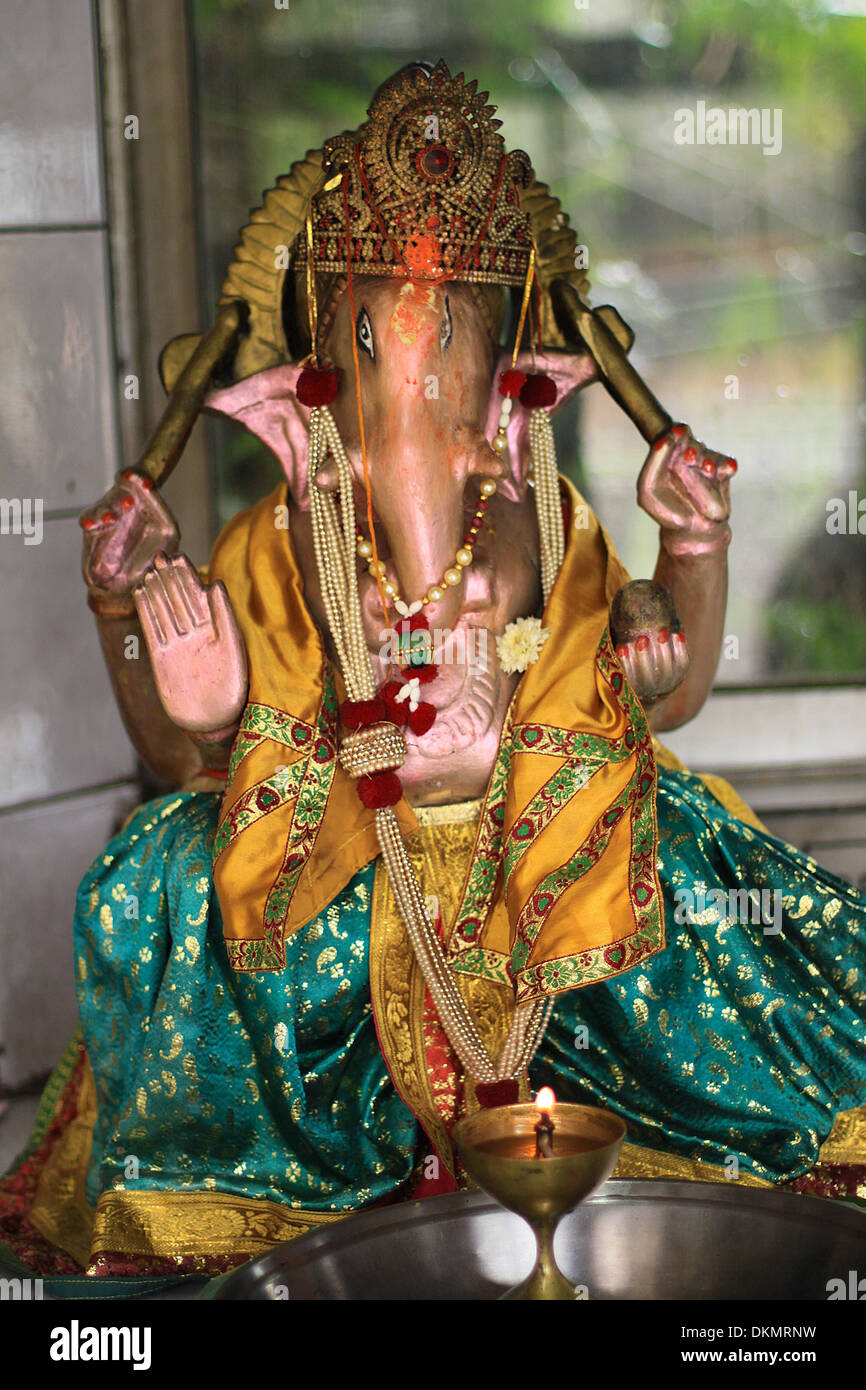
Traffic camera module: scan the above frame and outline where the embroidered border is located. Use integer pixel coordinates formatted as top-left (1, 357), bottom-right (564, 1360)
top-left (502, 758), bottom-right (597, 888)
top-left (448, 630), bottom-right (663, 1000)
top-left (227, 703), bottom-right (319, 787)
top-left (212, 762), bottom-right (306, 862)
top-left (227, 671), bottom-right (339, 972)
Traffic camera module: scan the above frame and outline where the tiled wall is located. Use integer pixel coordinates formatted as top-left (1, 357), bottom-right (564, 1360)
top-left (0, 0), bottom-right (138, 1089)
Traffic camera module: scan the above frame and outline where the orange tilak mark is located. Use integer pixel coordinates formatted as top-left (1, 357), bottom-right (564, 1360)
top-left (342, 173), bottom-right (391, 628)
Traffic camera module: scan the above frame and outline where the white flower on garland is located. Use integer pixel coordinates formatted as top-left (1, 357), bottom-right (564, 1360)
top-left (395, 677), bottom-right (422, 713)
top-left (495, 616), bottom-right (552, 674)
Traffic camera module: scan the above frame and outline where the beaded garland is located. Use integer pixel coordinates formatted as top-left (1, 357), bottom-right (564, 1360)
top-left (355, 479), bottom-right (497, 611)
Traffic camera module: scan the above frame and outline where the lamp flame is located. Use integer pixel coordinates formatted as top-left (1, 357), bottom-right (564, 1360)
top-left (535, 1087), bottom-right (556, 1114)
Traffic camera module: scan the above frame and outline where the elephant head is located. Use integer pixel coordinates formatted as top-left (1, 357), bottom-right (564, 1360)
top-left (204, 275), bottom-right (602, 802)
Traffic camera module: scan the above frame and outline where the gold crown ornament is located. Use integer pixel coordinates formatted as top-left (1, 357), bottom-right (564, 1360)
top-left (158, 62), bottom-right (594, 387)
top-left (298, 61), bottom-right (534, 288)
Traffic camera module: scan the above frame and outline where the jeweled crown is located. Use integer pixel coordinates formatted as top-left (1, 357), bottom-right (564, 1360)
top-left (298, 61), bottom-right (534, 287)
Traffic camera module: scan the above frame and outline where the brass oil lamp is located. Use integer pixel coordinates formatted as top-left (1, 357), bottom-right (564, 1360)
top-left (453, 1089), bottom-right (626, 1300)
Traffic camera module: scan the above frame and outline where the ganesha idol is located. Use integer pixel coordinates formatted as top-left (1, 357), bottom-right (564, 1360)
top-left (3, 61), bottom-right (866, 1288)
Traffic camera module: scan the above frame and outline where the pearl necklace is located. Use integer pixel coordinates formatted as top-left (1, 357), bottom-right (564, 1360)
top-left (356, 479), bottom-right (498, 611)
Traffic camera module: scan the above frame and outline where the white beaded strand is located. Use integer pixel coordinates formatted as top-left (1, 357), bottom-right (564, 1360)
top-left (528, 408), bottom-right (564, 607)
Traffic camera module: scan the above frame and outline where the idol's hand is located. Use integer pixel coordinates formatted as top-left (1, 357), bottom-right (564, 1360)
top-left (637, 425), bottom-right (737, 558)
top-left (133, 553), bottom-right (249, 735)
top-left (610, 579), bottom-right (690, 706)
top-left (79, 470), bottom-right (179, 593)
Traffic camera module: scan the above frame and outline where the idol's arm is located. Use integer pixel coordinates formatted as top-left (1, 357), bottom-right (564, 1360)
top-left (81, 471), bottom-right (245, 784)
top-left (612, 424), bottom-right (737, 733)
top-left (89, 597), bottom-right (203, 783)
top-left (650, 541), bottom-right (728, 731)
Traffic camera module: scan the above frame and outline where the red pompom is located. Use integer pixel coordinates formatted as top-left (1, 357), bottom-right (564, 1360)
top-left (395, 614), bottom-right (430, 639)
top-left (499, 368), bottom-right (527, 399)
top-left (414, 663), bottom-right (439, 686)
top-left (341, 696), bottom-right (386, 730)
top-left (475, 1079), bottom-right (520, 1109)
top-left (407, 702), bottom-right (436, 736)
top-left (519, 373), bottom-right (557, 410)
top-left (379, 679), bottom-right (409, 726)
top-left (358, 770), bottom-right (403, 809)
top-left (297, 366), bottom-right (340, 408)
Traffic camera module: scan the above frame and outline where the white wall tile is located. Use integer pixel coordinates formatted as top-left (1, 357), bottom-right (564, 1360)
top-left (0, 0), bottom-right (102, 226)
top-left (0, 517), bottom-right (137, 808)
top-left (0, 231), bottom-right (117, 509)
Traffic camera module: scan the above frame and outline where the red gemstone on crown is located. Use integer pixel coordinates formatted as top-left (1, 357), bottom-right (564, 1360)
top-left (417, 144), bottom-right (454, 181)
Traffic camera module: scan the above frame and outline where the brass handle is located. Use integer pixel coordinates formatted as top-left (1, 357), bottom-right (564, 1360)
top-left (552, 280), bottom-right (672, 445)
top-left (137, 300), bottom-right (248, 486)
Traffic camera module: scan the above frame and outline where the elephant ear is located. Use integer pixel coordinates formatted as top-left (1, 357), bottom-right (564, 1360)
top-left (203, 364), bottom-right (314, 509)
top-left (485, 348), bottom-right (601, 500)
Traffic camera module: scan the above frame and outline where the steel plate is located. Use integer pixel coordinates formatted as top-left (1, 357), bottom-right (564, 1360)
top-left (211, 1180), bottom-right (866, 1300)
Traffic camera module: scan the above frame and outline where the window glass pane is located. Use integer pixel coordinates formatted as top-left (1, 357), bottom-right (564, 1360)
top-left (190, 0), bottom-right (866, 687)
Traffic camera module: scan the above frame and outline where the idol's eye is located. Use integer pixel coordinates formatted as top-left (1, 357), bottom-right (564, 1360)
top-left (356, 307), bottom-right (375, 360)
top-left (440, 295), bottom-right (453, 353)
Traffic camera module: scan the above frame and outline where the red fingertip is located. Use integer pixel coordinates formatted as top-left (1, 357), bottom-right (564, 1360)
top-left (701, 460), bottom-right (715, 475)
top-left (101, 511), bottom-right (116, 525)
top-left (616, 644), bottom-right (629, 658)
top-left (80, 516), bottom-right (96, 530)
top-left (658, 628), bottom-right (669, 643)
top-left (120, 495), bottom-right (135, 511)
top-left (675, 632), bottom-right (686, 644)
top-left (684, 447), bottom-right (697, 463)
top-left (140, 477), bottom-right (154, 491)
top-left (636, 635), bottom-right (650, 652)
top-left (726, 458), bottom-right (738, 473)
top-left (672, 424), bottom-right (686, 438)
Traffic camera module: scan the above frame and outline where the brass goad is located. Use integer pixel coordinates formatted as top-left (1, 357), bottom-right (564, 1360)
top-left (136, 299), bottom-right (248, 488)
top-left (552, 279), bottom-right (672, 446)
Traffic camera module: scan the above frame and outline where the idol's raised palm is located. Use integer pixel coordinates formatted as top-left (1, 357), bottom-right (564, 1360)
top-left (133, 552), bottom-right (248, 735)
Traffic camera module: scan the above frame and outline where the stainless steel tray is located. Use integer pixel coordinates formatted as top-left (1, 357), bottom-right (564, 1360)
top-left (212, 1179), bottom-right (866, 1300)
